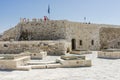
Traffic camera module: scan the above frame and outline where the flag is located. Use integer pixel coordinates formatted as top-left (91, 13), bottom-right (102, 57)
top-left (48, 5), bottom-right (50, 14)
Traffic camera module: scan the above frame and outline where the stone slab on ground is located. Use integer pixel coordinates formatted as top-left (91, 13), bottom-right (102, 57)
top-left (46, 63), bottom-right (61, 69)
top-left (17, 66), bottom-right (31, 71)
top-left (98, 51), bottom-right (120, 59)
top-left (31, 65), bottom-right (46, 69)
top-left (30, 63), bottom-right (61, 69)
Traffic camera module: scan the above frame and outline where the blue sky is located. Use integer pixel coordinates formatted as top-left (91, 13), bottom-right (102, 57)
top-left (0, 0), bottom-right (120, 33)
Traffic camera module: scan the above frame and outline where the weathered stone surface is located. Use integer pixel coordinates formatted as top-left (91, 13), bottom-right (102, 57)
top-left (0, 56), bottom-right (30, 70)
top-left (56, 54), bottom-right (91, 68)
top-left (0, 40), bottom-right (71, 55)
top-left (31, 65), bottom-right (46, 69)
top-left (59, 59), bottom-right (91, 67)
top-left (100, 27), bottom-right (120, 49)
top-left (98, 51), bottom-right (120, 59)
top-left (21, 51), bottom-right (47, 59)
top-left (61, 55), bottom-right (85, 60)
top-left (17, 65), bottom-right (31, 71)
top-left (46, 63), bottom-right (61, 68)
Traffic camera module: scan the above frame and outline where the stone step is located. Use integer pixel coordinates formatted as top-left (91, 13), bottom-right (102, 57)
top-left (61, 55), bottom-right (85, 60)
top-left (17, 66), bottom-right (31, 71)
top-left (31, 63), bottom-right (61, 69)
top-left (28, 61), bottom-right (56, 65)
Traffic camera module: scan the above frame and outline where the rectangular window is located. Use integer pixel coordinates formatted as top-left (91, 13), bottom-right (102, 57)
top-left (91, 40), bottom-right (94, 45)
top-left (80, 40), bottom-right (82, 45)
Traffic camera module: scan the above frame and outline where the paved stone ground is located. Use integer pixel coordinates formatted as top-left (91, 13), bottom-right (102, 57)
top-left (30, 56), bottom-right (60, 63)
top-left (0, 51), bottom-right (120, 80)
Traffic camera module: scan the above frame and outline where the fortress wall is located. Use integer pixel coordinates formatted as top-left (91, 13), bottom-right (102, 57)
top-left (65, 22), bottom-right (101, 50)
top-left (1, 20), bottom-right (67, 41)
top-left (0, 40), bottom-right (71, 55)
top-left (65, 22), bottom-right (120, 50)
top-left (100, 27), bottom-right (120, 49)
top-left (18, 20), bottom-right (67, 40)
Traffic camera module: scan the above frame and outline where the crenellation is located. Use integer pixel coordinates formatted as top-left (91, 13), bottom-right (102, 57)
top-left (20, 18), bottom-right (46, 23)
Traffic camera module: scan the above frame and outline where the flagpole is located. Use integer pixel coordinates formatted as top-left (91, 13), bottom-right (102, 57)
top-left (49, 12), bottom-right (50, 20)
top-left (84, 17), bottom-right (86, 23)
top-left (48, 5), bottom-right (50, 20)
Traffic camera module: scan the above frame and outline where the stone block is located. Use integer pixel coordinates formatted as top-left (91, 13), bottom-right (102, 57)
top-left (0, 60), bottom-right (16, 70)
top-left (0, 56), bottom-right (30, 70)
top-left (31, 65), bottom-right (46, 69)
top-left (17, 66), bottom-right (31, 71)
top-left (58, 58), bottom-right (91, 67)
top-left (98, 51), bottom-right (120, 59)
top-left (46, 63), bottom-right (61, 68)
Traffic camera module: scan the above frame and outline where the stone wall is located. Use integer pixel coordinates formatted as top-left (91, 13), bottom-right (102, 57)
top-left (0, 40), bottom-right (71, 55)
top-left (0, 19), bottom-right (67, 41)
top-left (65, 22), bottom-right (101, 50)
top-left (100, 27), bottom-right (120, 49)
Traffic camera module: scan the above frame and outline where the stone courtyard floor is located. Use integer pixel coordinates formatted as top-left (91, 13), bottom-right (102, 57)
top-left (0, 51), bottom-right (120, 80)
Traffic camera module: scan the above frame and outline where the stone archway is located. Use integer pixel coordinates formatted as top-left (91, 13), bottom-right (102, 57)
top-left (71, 39), bottom-right (76, 50)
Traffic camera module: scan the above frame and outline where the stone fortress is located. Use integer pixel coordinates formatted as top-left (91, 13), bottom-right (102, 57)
top-left (0, 18), bottom-right (120, 70)
top-left (1, 18), bottom-right (120, 51)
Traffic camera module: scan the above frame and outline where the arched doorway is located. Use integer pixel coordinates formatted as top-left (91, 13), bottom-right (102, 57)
top-left (71, 39), bottom-right (76, 50)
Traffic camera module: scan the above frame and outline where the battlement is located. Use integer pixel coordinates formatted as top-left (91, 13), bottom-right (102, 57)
top-left (20, 18), bottom-right (44, 23)
top-left (20, 16), bottom-right (50, 23)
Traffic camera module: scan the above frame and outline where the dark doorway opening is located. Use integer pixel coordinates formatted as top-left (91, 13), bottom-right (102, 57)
top-left (71, 39), bottom-right (76, 50)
